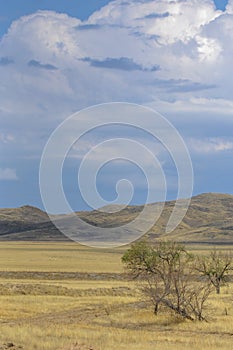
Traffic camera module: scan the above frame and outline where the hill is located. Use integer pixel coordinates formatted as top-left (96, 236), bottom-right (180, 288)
top-left (0, 193), bottom-right (233, 244)
top-left (0, 205), bottom-right (64, 240)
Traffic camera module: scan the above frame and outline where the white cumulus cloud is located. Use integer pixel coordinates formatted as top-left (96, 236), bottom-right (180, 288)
top-left (0, 0), bottom-right (232, 158)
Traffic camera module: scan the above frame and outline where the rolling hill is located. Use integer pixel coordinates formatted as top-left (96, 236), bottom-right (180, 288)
top-left (0, 193), bottom-right (233, 244)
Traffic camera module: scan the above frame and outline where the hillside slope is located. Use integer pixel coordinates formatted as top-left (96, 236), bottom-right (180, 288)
top-left (0, 193), bottom-right (233, 244)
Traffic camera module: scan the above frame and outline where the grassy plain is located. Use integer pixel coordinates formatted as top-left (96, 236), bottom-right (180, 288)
top-left (0, 242), bottom-right (232, 350)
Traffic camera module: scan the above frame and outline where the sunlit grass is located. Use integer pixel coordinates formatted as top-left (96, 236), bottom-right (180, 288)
top-left (0, 242), bottom-right (124, 272)
top-left (0, 242), bottom-right (232, 349)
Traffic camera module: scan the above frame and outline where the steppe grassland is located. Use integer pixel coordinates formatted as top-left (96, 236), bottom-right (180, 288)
top-left (0, 242), bottom-right (124, 272)
top-left (0, 242), bottom-right (232, 350)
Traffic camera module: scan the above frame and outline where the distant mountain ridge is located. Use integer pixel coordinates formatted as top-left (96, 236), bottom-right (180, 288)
top-left (0, 205), bottom-right (49, 223)
top-left (0, 193), bottom-right (233, 244)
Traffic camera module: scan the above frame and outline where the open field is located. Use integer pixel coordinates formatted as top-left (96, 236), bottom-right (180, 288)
top-left (0, 242), bottom-right (125, 273)
top-left (0, 242), bottom-right (233, 350)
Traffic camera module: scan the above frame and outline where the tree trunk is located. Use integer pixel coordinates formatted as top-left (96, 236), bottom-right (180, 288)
top-left (154, 303), bottom-right (159, 315)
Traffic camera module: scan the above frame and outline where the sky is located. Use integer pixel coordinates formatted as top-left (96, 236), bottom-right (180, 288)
top-left (0, 0), bottom-right (233, 212)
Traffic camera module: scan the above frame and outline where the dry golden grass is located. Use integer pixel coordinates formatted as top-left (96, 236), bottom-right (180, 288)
top-left (0, 242), bottom-right (232, 350)
top-left (0, 242), bottom-right (124, 273)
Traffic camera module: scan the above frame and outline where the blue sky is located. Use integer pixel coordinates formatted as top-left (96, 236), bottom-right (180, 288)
top-left (0, 0), bottom-right (233, 211)
top-left (0, 1), bottom-right (111, 37)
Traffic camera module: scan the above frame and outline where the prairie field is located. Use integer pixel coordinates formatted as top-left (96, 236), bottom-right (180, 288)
top-left (0, 242), bottom-right (233, 350)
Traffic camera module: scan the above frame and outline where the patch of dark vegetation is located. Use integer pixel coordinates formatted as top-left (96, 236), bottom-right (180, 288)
top-left (0, 271), bottom-right (126, 280)
top-left (0, 343), bottom-right (23, 349)
top-left (0, 283), bottom-right (134, 297)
